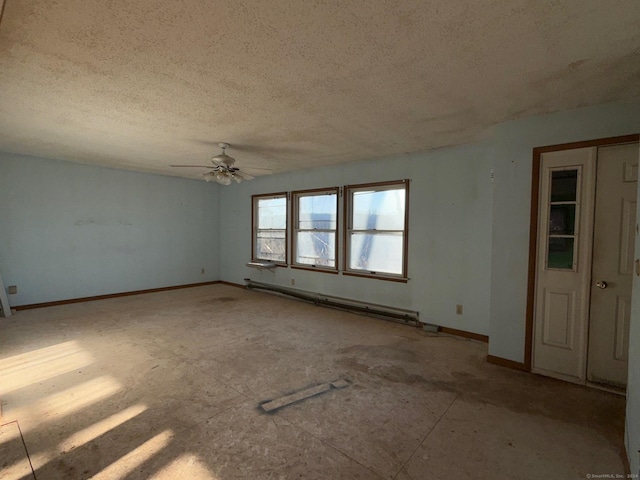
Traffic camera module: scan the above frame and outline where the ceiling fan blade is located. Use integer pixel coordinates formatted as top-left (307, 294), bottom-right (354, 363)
top-left (243, 166), bottom-right (272, 172)
top-left (170, 165), bottom-right (213, 168)
top-left (235, 171), bottom-right (255, 181)
top-left (242, 167), bottom-right (272, 176)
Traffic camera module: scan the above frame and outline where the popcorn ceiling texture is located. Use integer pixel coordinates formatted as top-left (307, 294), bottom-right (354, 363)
top-left (0, 0), bottom-right (639, 177)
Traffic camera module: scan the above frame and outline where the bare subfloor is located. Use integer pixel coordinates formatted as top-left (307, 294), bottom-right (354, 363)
top-left (0, 285), bottom-right (626, 479)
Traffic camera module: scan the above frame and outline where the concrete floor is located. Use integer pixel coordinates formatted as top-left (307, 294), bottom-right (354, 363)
top-left (0, 284), bottom-right (626, 479)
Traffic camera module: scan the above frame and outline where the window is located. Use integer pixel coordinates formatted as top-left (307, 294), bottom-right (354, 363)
top-left (251, 180), bottom-right (410, 282)
top-left (252, 193), bottom-right (288, 264)
top-left (546, 168), bottom-right (579, 270)
top-left (292, 188), bottom-right (338, 271)
top-left (345, 180), bottom-right (409, 280)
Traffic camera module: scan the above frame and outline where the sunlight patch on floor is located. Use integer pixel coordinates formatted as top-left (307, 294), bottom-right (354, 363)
top-left (0, 341), bottom-right (94, 396)
top-left (6, 451), bottom-right (52, 479)
top-left (7, 375), bottom-right (122, 425)
top-left (92, 430), bottom-right (174, 480)
top-left (0, 421), bottom-right (21, 446)
top-left (58, 404), bottom-right (148, 453)
top-left (0, 456), bottom-right (34, 480)
top-left (152, 453), bottom-right (221, 480)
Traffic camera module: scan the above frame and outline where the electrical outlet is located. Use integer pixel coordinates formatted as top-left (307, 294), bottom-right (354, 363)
top-left (456, 304), bottom-right (463, 315)
top-left (291, 278), bottom-right (295, 286)
top-left (8, 286), bottom-right (17, 294)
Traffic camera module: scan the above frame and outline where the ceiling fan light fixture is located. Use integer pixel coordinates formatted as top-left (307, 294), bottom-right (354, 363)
top-left (215, 170), bottom-right (232, 185)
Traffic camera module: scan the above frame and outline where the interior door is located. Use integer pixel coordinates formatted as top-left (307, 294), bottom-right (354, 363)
top-left (533, 148), bottom-right (596, 382)
top-left (587, 143), bottom-right (639, 388)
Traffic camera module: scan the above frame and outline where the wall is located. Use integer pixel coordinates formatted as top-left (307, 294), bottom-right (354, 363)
top-left (626, 143), bottom-right (640, 476)
top-left (489, 100), bottom-right (640, 362)
top-left (1, 101), bottom-right (637, 359)
top-left (0, 152), bottom-right (220, 306)
top-left (220, 142), bottom-right (495, 336)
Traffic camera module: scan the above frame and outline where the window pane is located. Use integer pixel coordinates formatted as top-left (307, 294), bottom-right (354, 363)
top-left (296, 231), bottom-right (336, 267)
top-left (547, 237), bottom-right (574, 270)
top-left (349, 232), bottom-right (403, 275)
top-left (298, 194), bottom-right (337, 229)
top-left (549, 205), bottom-right (576, 235)
top-left (258, 197), bottom-right (286, 229)
top-left (352, 188), bottom-right (405, 230)
top-left (256, 230), bottom-right (286, 262)
top-left (551, 170), bottom-right (578, 202)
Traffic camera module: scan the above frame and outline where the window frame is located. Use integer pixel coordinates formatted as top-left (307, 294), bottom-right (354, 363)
top-left (251, 192), bottom-right (289, 266)
top-left (343, 179), bottom-right (410, 282)
top-left (291, 187), bottom-right (340, 274)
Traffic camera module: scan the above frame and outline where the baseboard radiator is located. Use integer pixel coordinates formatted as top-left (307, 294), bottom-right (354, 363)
top-left (244, 278), bottom-right (420, 326)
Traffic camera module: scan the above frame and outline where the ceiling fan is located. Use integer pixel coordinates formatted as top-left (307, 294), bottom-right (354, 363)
top-left (170, 143), bottom-right (270, 185)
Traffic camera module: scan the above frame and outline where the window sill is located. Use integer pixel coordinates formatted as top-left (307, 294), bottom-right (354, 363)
top-left (246, 261), bottom-right (277, 270)
top-left (250, 260), bottom-right (288, 268)
top-left (291, 265), bottom-right (339, 274)
top-left (342, 271), bottom-right (409, 283)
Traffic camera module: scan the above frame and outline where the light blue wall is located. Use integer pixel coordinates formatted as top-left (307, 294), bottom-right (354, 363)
top-left (3, 101), bottom-right (637, 350)
top-left (489, 100), bottom-right (640, 362)
top-left (220, 142), bottom-right (495, 335)
top-left (0, 153), bottom-right (220, 306)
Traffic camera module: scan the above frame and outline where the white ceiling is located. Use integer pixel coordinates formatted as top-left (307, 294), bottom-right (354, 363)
top-left (1, 0), bottom-right (639, 178)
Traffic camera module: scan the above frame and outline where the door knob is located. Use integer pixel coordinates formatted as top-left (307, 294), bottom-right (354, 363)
top-left (595, 281), bottom-right (608, 289)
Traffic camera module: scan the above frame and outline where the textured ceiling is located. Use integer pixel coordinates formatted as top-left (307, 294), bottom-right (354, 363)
top-left (0, 0), bottom-right (639, 178)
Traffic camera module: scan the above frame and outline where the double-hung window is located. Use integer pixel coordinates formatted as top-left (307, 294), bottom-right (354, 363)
top-left (345, 180), bottom-right (409, 280)
top-left (292, 188), bottom-right (339, 271)
top-left (252, 193), bottom-right (288, 264)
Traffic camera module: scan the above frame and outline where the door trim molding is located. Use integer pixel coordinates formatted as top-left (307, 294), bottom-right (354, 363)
top-left (525, 134), bottom-right (640, 372)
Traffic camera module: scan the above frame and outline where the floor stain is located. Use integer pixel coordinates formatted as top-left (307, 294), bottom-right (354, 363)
top-left (200, 296), bottom-right (238, 304)
top-left (369, 365), bottom-right (429, 386)
top-left (337, 344), bottom-right (419, 363)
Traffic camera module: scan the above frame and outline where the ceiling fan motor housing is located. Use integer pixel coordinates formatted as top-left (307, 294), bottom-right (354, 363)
top-left (212, 153), bottom-right (236, 166)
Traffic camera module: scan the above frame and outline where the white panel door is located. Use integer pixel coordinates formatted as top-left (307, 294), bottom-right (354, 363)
top-left (587, 143), bottom-right (638, 388)
top-left (533, 148), bottom-right (596, 381)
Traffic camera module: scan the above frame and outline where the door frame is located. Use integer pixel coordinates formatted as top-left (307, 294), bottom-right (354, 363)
top-left (525, 133), bottom-right (640, 372)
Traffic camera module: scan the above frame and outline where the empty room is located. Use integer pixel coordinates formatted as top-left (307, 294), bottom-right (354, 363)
top-left (1, 1), bottom-right (640, 479)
